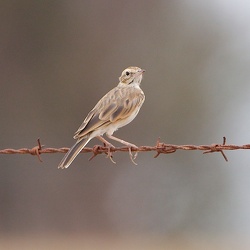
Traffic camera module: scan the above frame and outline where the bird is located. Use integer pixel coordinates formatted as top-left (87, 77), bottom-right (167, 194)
top-left (58, 66), bottom-right (145, 169)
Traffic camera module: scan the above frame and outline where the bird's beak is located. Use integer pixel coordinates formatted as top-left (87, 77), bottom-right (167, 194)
top-left (136, 69), bottom-right (145, 77)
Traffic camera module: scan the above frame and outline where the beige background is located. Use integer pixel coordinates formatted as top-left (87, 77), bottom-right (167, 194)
top-left (1, 1), bottom-right (250, 248)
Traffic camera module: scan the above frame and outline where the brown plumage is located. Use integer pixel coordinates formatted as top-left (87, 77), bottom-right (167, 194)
top-left (58, 66), bottom-right (145, 169)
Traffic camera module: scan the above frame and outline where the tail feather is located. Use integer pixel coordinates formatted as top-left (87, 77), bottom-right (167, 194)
top-left (58, 136), bottom-right (91, 169)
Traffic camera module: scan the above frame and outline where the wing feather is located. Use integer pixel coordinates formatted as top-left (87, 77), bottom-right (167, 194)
top-left (74, 86), bottom-right (145, 139)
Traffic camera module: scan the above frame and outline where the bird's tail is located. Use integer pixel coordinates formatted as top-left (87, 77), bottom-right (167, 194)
top-left (58, 136), bottom-right (91, 169)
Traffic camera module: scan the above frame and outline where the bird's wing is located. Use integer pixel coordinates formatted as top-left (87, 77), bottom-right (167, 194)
top-left (73, 86), bottom-right (145, 139)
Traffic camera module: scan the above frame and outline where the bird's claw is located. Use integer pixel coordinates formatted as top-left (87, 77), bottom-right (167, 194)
top-left (128, 146), bottom-right (138, 165)
top-left (104, 144), bottom-right (116, 164)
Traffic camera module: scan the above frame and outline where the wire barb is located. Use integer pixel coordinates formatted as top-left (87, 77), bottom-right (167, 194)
top-left (29, 138), bottom-right (44, 162)
top-left (88, 145), bottom-right (102, 162)
top-left (154, 137), bottom-right (177, 158)
top-left (203, 136), bottom-right (228, 162)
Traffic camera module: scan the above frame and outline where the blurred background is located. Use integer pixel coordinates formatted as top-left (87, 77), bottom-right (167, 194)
top-left (1, 0), bottom-right (250, 249)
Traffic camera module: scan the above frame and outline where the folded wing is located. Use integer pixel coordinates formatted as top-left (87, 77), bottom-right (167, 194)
top-left (73, 86), bottom-right (144, 139)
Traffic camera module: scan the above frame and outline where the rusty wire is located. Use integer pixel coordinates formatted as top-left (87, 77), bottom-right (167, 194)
top-left (0, 137), bottom-right (250, 163)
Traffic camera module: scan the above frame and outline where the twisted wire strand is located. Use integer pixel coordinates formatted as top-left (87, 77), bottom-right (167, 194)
top-left (0, 137), bottom-right (249, 162)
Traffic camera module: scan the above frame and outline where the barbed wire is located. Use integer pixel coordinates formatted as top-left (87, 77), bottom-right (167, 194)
top-left (1, 137), bottom-right (250, 163)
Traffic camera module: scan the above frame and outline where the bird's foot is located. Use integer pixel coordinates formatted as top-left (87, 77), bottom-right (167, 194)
top-left (127, 144), bottom-right (138, 165)
top-left (103, 142), bottom-right (116, 164)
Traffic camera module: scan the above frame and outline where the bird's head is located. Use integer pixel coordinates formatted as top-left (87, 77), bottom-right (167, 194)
top-left (119, 66), bottom-right (145, 86)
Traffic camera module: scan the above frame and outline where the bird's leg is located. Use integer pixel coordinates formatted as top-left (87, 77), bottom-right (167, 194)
top-left (97, 136), bottom-right (114, 148)
top-left (105, 134), bottom-right (138, 165)
top-left (96, 136), bottom-right (116, 164)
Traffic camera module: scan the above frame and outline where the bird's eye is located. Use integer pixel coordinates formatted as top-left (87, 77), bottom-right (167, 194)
top-left (125, 71), bottom-right (130, 76)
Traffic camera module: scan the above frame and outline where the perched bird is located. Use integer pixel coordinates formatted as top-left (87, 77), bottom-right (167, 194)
top-left (58, 66), bottom-right (145, 169)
